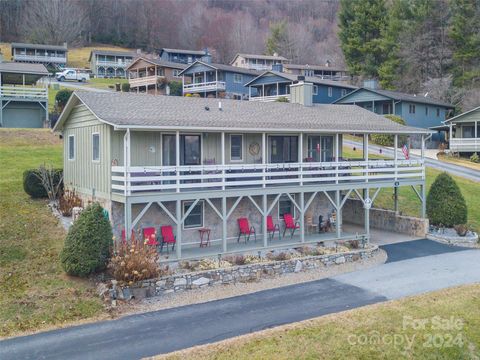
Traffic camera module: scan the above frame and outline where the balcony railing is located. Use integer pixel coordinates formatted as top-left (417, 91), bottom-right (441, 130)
top-left (0, 86), bottom-right (48, 100)
top-left (96, 60), bottom-right (131, 68)
top-left (450, 138), bottom-right (480, 152)
top-left (183, 81), bottom-right (226, 93)
top-left (249, 94), bottom-right (291, 102)
top-left (129, 75), bottom-right (163, 87)
top-left (246, 64), bottom-right (272, 71)
top-left (13, 54), bottom-right (66, 63)
top-left (111, 159), bottom-right (424, 195)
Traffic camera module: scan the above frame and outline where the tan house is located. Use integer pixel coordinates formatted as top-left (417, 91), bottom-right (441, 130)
top-left (230, 53), bottom-right (288, 71)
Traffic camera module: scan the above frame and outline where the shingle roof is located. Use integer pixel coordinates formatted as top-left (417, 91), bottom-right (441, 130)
top-left (88, 50), bottom-right (135, 61)
top-left (55, 91), bottom-right (431, 135)
top-left (0, 62), bottom-right (49, 75)
top-left (336, 87), bottom-right (454, 108)
top-left (11, 42), bottom-right (67, 51)
top-left (231, 53), bottom-right (288, 63)
top-left (179, 61), bottom-right (261, 76)
top-left (161, 48), bottom-right (207, 56)
top-left (245, 71), bottom-right (357, 89)
top-left (284, 63), bottom-right (348, 72)
top-left (126, 56), bottom-right (187, 71)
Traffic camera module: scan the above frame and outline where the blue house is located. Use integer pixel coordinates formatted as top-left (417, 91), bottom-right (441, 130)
top-left (245, 67), bottom-right (357, 103)
top-left (178, 59), bottom-right (260, 99)
top-left (334, 87), bottom-right (454, 146)
top-left (159, 48), bottom-right (209, 64)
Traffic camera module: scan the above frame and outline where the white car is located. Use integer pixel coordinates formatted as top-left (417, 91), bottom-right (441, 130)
top-left (56, 69), bottom-right (90, 82)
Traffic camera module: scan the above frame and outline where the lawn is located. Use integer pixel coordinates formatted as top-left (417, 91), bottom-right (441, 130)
top-left (0, 42), bottom-right (12, 60)
top-left (0, 129), bottom-right (104, 337)
top-left (68, 44), bottom-right (134, 68)
top-left (160, 284), bottom-right (480, 359)
top-left (437, 154), bottom-right (480, 171)
top-left (86, 77), bottom-right (128, 90)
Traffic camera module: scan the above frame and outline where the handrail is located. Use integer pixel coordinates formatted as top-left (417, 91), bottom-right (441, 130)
top-left (0, 86), bottom-right (48, 99)
top-left (249, 94), bottom-right (291, 102)
top-left (183, 81), bottom-right (226, 92)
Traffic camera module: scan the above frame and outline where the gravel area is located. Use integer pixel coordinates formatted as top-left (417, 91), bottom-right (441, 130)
top-left (121, 248), bottom-right (387, 316)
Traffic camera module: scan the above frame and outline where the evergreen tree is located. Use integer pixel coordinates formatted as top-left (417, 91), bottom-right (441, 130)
top-left (338, 0), bottom-right (388, 78)
top-left (265, 21), bottom-right (293, 58)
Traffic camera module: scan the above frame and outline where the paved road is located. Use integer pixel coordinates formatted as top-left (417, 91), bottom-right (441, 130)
top-left (47, 79), bottom-right (112, 93)
top-left (344, 139), bottom-right (480, 182)
top-left (1, 240), bottom-right (477, 360)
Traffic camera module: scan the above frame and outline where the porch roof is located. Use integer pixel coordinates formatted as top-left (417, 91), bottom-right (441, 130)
top-left (178, 60), bottom-right (261, 76)
top-left (126, 56), bottom-right (187, 71)
top-left (54, 91), bottom-right (432, 135)
top-left (244, 71), bottom-right (357, 89)
top-left (443, 105), bottom-right (480, 123)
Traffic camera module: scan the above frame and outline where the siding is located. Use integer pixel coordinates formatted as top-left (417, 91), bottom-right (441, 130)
top-left (336, 89), bottom-right (391, 104)
top-left (451, 108), bottom-right (480, 124)
top-left (2, 101), bottom-right (46, 128)
top-left (312, 85), bottom-right (354, 104)
top-left (63, 105), bottom-right (111, 198)
top-left (399, 102), bottom-right (447, 128)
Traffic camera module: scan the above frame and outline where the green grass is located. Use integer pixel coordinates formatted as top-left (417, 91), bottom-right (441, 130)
top-left (161, 284), bottom-right (480, 359)
top-left (437, 154), bottom-right (480, 171)
top-left (0, 129), bottom-right (104, 337)
top-left (68, 45), bottom-right (133, 68)
top-left (86, 77), bottom-right (128, 90)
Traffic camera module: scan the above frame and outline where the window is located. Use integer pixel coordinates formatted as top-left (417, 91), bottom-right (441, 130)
top-left (269, 136), bottom-right (298, 163)
top-left (172, 69), bottom-right (181, 77)
top-left (328, 87), bottom-right (333, 97)
top-left (409, 104), bottom-right (416, 114)
top-left (307, 135), bottom-right (333, 162)
top-left (279, 195), bottom-right (295, 219)
top-left (425, 107), bottom-right (429, 116)
top-left (234, 73), bottom-right (243, 83)
top-left (183, 200), bottom-right (204, 229)
top-left (230, 134), bottom-right (243, 161)
top-left (92, 133), bottom-right (100, 161)
top-left (313, 85), bottom-right (318, 95)
top-left (68, 135), bottom-right (75, 160)
top-left (436, 108), bottom-right (440, 117)
top-left (341, 89), bottom-right (347, 97)
top-left (382, 103), bottom-right (392, 114)
top-left (181, 135), bottom-right (201, 165)
top-left (463, 126), bottom-right (475, 138)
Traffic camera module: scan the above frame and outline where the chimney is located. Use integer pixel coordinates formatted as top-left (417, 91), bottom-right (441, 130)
top-left (272, 63), bottom-right (283, 72)
top-left (273, 52), bottom-right (279, 57)
top-left (201, 53), bottom-right (212, 64)
top-left (63, 42), bottom-right (68, 49)
top-left (290, 81), bottom-right (313, 107)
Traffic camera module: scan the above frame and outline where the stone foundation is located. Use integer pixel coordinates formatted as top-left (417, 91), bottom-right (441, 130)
top-left (343, 199), bottom-right (428, 237)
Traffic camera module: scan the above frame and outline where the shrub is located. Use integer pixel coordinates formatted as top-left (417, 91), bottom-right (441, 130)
top-left (108, 238), bottom-right (160, 285)
top-left (371, 115), bottom-right (407, 146)
top-left (454, 224), bottom-right (468, 237)
top-left (276, 96), bottom-right (289, 103)
top-left (55, 89), bottom-right (73, 112)
top-left (23, 168), bottom-right (63, 198)
top-left (168, 81), bottom-right (182, 96)
top-left (223, 255), bottom-right (246, 266)
top-left (121, 82), bottom-right (130, 92)
top-left (426, 172), bottom-right (467, 227)
top-left (59, 189), bottom-right (82, 216)
top-left (60, 203), bottom-right (113, 277)
top-left (470, 153), bottom-right (479, 163)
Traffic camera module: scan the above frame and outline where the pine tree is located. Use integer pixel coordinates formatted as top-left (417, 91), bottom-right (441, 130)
top-left (265, 21), bottom-right (293, 58)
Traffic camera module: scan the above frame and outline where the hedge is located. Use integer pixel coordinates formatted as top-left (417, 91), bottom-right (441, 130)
top-left (23, 168), bottom-right (63, 198)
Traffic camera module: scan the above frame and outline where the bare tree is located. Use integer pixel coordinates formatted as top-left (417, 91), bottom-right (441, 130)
top-left (34, 164), bottom-right (64, 203)
top-left (22, 0), bottom-right (88, 45)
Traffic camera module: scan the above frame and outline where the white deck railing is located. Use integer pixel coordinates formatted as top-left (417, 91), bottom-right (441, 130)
top-left (96, 60), bottom-right (131, 68)
top-left (13, 54), bottom-right (66, 63)
top-left (249, 94), bottom-right (291, 102)
top-left (111, 159), bottom-right (424, 194)
top-left (129, 75), bottom-right (162, 87)
top-left (450, 138), bottom-right (480, 152)
top-left (246, 64), bottom-right (272, 71)
top-left (183, 81), bottom-right (226, 93)
top-left (0, 86), bottom-right (48, 100)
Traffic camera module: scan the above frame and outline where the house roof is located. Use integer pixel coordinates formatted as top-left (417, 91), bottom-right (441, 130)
top-left (178, 60), bottom-right (261, 76)
top-left (335, 87), bottom-right (454, 108)
top-left (284, 63), bottom-right (348, 72)
top-left (230, 53), bottom-right (288, 63)
top-left (244, 71), bottom-right (357, 89)
top-left (443, 105), bottom-right (480, 123)
top-left (11, 42), bottom-right (68, 51)
top-left (126, 56), bottom-right (187, 71)
top-left (0, 62), bottom-right (49, 76)
top-left (88, 50), bottom-right (135, 61)
top-left (54, 91), bottom-right (431, 135)
top-left (160, 48), bottom-right (207, 56)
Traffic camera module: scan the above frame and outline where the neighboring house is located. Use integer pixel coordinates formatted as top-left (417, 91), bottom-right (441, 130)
top-left (245, 69), bottom-right (357, 103)
top-left (284, 63), bottom-right (350, 81)
top-left (126, 57), bottom-right (187, 95)
top-left (159, 48), bottom-right (208, 64)
top-left (334, 87), bottom-right (454, 147)
top-left (88, 50), bottom-right (135, 78)
top-left (442, 105), bottom-right (480, 154)
top-left (11, 42), bottom-right (67, 69)
top-left (53, 85), bottom-right (429, 261)
top-left (179, 59), bottom-right (260, 99)
top-left (0, 61), bottom-right (49, 128)
top-left (230, 53), bottom-right (289, 71)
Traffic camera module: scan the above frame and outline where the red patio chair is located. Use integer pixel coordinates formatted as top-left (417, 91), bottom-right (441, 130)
top-left (237, 217), bottom-right (256, 243)
top-left (143, 227), bottom-right (159, 248)
top-left (160, 225), bottom-right (176, 253)
top-left (267, 215), bottom-right (280, 241)
top-left (283, 213), bottom-right (300, 239)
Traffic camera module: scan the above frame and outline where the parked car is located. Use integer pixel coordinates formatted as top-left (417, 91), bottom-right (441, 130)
top-left (56, 69), bottom-right (90, 82)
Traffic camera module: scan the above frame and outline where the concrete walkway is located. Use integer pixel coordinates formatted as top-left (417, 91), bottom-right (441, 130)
top-left (0, 240), bottom-right (477, 360)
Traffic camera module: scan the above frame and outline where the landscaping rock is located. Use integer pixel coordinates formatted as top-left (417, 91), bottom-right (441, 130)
top-left (96, 282), bottom-right (108, 297)
top-left (192, 277), bottom-right (210, 287)
top-left (294, 260), bottom-right (303, 273)
top-left (173, 278), bottom-right (187, 287)
top-left (335, 256), bottom-right (346, 264)
top-left (131, 287), bottom-right (147, 300)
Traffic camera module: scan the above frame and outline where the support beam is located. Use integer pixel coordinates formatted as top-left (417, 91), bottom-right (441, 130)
top-left (363, 133), bottom-right (369, 183)
top-left (124, 198), bottom-right (132, 241)
top-left (175, 131), bottom-right (180, 193)
top-left (335, 190), bottom-right (341, 238)
top-left (262, 132), bottom-right (266, 188)
top-left (176, 200), bottom-right (182, 259)
top-left (222, 197), bottom-right (227, 252)
top-left (299, 192), bottom-right (305, 242)
top-left (421, 184), bottom-right (426, 218)
top-left (221, 132), bottom-right (225, 190)
top-left (363, 189), bottom-right (370, 240)
top-left (131, 201), bottom-right (153, 229)
top-left (156, 201), bottom-right (178, 224)
top-left (299, 133), bottom-right (303, 185)
top-left (263, 194), bottom-right (268, 247)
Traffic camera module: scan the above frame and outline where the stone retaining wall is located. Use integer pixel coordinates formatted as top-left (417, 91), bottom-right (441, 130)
top-left (116, 245), bottom-right (379, 299)
top-left (343, 199), bottom-right (428, 237)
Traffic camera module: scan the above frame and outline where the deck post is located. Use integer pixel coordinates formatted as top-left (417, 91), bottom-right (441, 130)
top-left (262, 132), bottom-right (266, 188)
top-left (263, 194), bottom-right (268, 247)
top-left (299, 191), bottom-right (305, 243)
top-left (299, 133), bottom-right (303, 186)
top-left (363, 189), bottom-right (370, 241)
top-left (222, 196), bottom-right (227, 252)
top-left (221, 132), bottom-right (225, 190)
top-left (124, 198), bottom-right (132, 241)
top-left (335, 190), bottom-right (341, 238)
top-left (421, 134), bottom-right (425, 180)
top-left (335, 133), bottom-right (339, 184)
top-left (176, 199), bottom-right (182, 259)
top-left (421, 184), bottom-right (426, 218)
top-left (394, 134), bottom-right (399, 214)
top-left (125, 129), bottom-right (131, 196)
top-left (363, 133), bottom-right (369, 182)
top-left (175, 131), bottom-right (180, 193)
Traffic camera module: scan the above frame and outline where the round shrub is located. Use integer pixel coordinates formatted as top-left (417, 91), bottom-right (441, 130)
top-left (371, 115), bottom-right (407, 146)
top-left (168, 81), bottom-right (182, 96)
top-left (55, 89), bottom-right (73, 112)
top-left (23, 168), bottom-right (63, 198)
top-left (60, 203), bottom-right (113, 277)
top-left (121, 82), bottom-right (130, 92)
top-left (426, 172), bottom-right (467, 227)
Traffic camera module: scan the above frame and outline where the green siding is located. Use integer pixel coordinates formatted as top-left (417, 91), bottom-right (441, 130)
top-left (452, 108), bottom-right (480, 124)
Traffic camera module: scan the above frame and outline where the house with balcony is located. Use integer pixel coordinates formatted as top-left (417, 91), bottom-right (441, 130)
top-left (159, 48), bottom-right (208, 64)
top-left (284, 63), bottom-right (350, 81)
top-left (89, 50), bottom-right (135, 78)
top-left (246, 68), bottom-right (357, 103)
top-left (126, 57), bottom-right (187, 95)
top-left (179, 59), bottom-right (260, 99)
top-left (441, 105), bottom-right (480, 154)
top-left (334, 87), bottom-right (454, 147)
top-left (230, 53), bottom-right (289, 71)
top-left (53, 85), bottom-right (430, 261)
top-left (0, 61), bottom-right (49, 128)
top-left (11, 42), bottom-right (67, 69)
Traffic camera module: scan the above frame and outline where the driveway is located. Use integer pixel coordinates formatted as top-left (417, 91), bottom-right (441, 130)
top-left (0, 240), bottom-right (477, 360)
top-left (48, 79), bottom-right (112, 93)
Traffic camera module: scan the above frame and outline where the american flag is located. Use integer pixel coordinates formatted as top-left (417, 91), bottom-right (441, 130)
top-left (402, 144), bottom-right (409, 159)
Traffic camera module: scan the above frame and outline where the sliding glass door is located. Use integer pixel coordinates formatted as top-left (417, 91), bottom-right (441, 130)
top-left (162, 134), bottom-right (201, 165)
top-left (307, 135), bottom-right (334, 162)
top-left (269, 136), bottom-right (298, 163)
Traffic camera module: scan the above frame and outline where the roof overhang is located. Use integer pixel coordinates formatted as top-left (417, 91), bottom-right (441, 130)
top-left (178, 60), bottom-right (217, 76)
